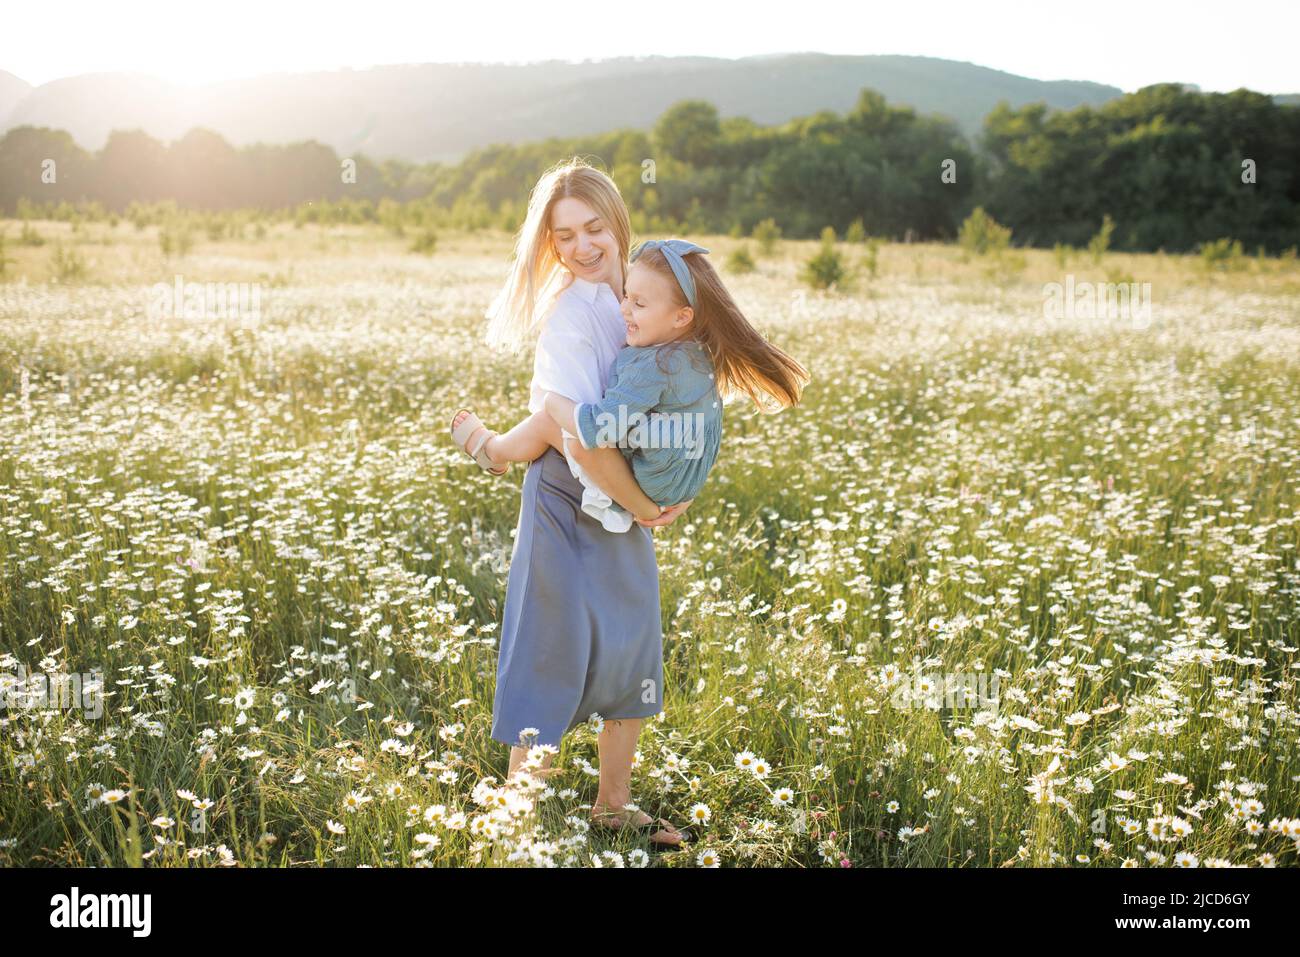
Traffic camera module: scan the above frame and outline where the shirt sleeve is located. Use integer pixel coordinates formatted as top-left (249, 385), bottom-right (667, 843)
top-left (574, 351), bottom-right (667, 450)
top-left (529, 306), bottom-right (605, 414)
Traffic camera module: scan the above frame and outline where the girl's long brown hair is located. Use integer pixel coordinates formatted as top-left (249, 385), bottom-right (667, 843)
top-left (635, 243), bottom-right (809, 411)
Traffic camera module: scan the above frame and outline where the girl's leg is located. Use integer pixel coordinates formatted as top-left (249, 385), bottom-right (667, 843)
top-left (493, 410), bottom-right (566, 462)
top-left (591, 718), bottom-right (685, 846)
top-left (453, 410), bottom-right (559, 467)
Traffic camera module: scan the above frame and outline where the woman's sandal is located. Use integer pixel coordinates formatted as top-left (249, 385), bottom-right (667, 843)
top-left (450, 409), bottom-right (509, 476)
top-left (590, 807), bottom-right (690, 849)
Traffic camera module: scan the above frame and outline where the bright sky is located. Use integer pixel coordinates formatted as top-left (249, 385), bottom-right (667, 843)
top-left (4, 0), bottom-right (1297, 93)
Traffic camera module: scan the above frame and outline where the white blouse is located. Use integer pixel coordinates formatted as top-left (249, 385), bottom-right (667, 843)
top-left (528, 274), bottom-right (636, 531)
top-left (528, 276), bottom-right (626, 417)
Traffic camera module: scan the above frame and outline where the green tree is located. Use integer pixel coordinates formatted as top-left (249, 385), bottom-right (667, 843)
top-left (653, 100), bottom-right (721, 167)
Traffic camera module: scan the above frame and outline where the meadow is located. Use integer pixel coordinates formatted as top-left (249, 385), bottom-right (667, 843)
top-left (1, 218), bottom-right (1298, 867)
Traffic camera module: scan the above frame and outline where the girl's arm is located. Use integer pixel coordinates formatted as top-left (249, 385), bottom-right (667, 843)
top-left (637, 498), bottom-right (692, 527)
top-left (552, 352), bottom-right (664, 453)
top-left (542, 392), bottom-right (582, 439)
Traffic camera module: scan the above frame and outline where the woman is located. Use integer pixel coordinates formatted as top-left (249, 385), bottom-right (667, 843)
top-left (455, 158), bottom-right (690, 847)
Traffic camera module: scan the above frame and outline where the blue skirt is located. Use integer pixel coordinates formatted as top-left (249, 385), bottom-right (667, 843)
top-left (491, 447), bottom-right (664, 748)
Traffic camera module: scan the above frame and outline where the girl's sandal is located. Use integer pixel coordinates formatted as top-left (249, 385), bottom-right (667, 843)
top-left (590, 808), bottom-right (690, 849)
top-left (450, 409), bottom-right (509, 476)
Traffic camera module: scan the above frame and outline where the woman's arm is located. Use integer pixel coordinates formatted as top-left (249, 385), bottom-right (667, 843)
top-left (530, 311), bottom-right (666, 521)
top-left (568, 443), bottom-right (663, 522)
top-left (542, 389), bottom-right (664, 521)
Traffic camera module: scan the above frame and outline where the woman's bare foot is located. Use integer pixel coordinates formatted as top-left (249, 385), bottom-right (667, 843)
top-left (590, 801), bottom-right (687, 847)
top-left (451, 409), bottom-right (506, 473)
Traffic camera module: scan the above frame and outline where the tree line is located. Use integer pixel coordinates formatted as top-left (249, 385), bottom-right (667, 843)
top-left (1, 84), bottom-right (1296, 252)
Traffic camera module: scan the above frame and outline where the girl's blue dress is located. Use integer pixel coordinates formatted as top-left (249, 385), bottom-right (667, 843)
top-left (572, 339), bottom-right (723, 511)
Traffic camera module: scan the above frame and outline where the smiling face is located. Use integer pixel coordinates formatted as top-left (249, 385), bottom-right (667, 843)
top-left (549, 196), bottom-right (621, 291)
top-left (621, 260), bottom-right (695, 347)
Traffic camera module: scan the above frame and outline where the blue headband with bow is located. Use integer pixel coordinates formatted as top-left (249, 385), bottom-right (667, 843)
top-left (630, 238), bottom-right (711, 308)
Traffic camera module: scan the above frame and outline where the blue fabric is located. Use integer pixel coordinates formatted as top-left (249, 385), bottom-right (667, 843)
top-left (574, 339), bottom-right (722, 508)
top-left (630, 238), bottom-right (710, 307)
top-left (491, 447), bottom-right (664, 749)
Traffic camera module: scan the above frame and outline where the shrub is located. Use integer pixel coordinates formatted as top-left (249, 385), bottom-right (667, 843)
top-left (801, 226), bottom-right (849, 290)
top-left (409, 229), bottom-right (439, 255)
top-left (958, 206), bottom-right (1011, 256)
top-left (1198, 237), bottom-right (1245, 271)
top-left (1088, 214), bottom-right (1115, 264)
top-left (160, 220), bottom-right (194, 259)
top-left (846, 218), bottom-right (867, 244)
top-left (49, 243), bottom-right (88, 283)
top-left (752, 218), bottom-right (781, 255)
top-left (862, 237), bottom-right (882, 278)
top-left (725, 244), bottom-right (756, 274)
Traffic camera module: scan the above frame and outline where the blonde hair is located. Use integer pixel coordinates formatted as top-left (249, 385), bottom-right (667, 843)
top-left (485, 158), bottom-right (631, 352)
top-left (635, 243), bottom-right (809, 412)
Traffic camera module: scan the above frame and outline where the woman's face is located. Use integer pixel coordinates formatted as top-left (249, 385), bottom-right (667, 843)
top-left (549, 196), bottom-right (621, 290)
top-left (620, 261), bottom-right (693, 348)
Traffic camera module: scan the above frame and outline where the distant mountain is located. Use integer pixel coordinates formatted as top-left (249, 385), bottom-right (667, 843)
top-left (1, 54), bottom-right (1125, 162)
top-left (0, 70), bottom-right (32, 126)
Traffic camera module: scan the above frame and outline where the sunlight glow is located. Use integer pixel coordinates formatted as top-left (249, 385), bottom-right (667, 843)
top-left (4, 0), bottom-right (1297, 93)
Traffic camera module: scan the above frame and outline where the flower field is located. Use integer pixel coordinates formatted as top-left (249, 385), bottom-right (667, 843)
top-left (1, 221), bottom-right (1298, 867)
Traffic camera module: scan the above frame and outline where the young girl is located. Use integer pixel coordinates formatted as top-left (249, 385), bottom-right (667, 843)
top-left (454, 237), bottom-right (809, 528)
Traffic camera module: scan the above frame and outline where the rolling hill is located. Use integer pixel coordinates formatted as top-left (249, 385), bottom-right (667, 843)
top-left (0, 54), bottom-right (1123, 162)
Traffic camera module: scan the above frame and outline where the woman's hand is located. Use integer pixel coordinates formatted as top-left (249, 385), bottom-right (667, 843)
top-left (636, 499), bottom-right (693, 528)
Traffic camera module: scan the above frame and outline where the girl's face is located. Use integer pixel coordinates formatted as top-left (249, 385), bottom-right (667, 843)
top-left (549, 197), bottom-right (621, 291)
top-left (621, 261), bottom-right (694, 348)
